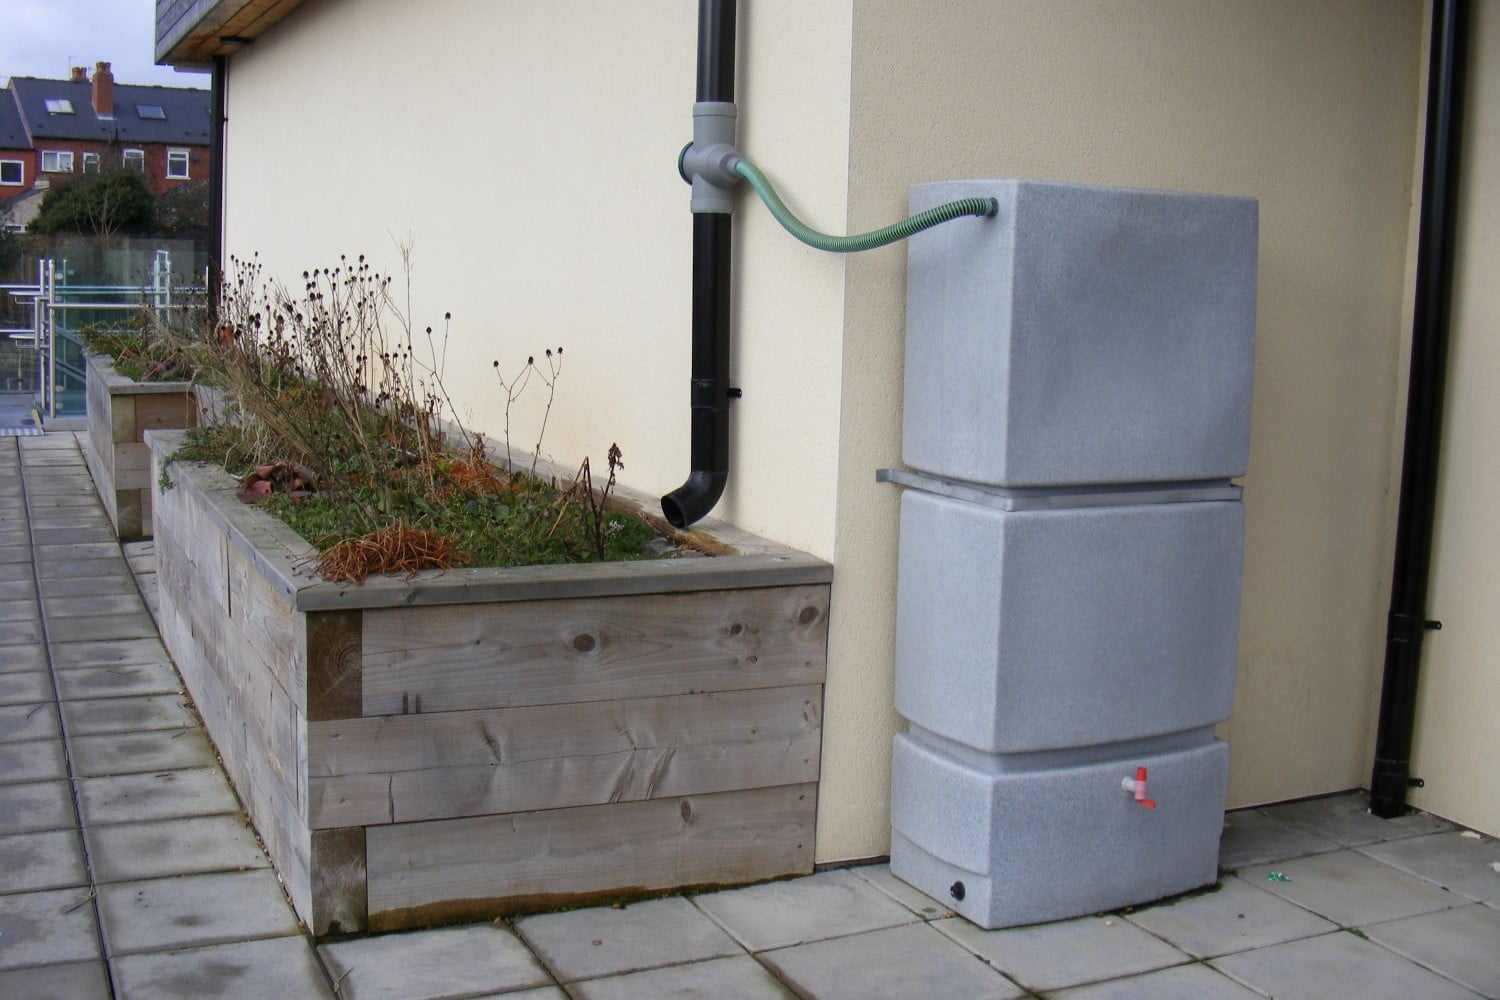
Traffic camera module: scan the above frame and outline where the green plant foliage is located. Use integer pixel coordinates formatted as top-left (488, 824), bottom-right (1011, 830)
top-left (81, 321), bottom-right (196, 382)
top-left (259, 469), bottom-right (658, 569)
top-left (30, 170), bottom-right (155, 237)
top-left (166, 253), bottom-right (674, 578)
top-left (154, 179), bottom-right (210, 238)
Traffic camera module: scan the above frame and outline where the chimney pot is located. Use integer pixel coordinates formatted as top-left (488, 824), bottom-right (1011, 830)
top-left (70, 67), bottom-right (88, 83)
top-left (92, 62), bottom-right (114, 117)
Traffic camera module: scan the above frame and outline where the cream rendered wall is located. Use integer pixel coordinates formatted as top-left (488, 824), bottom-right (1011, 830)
top-left (221, 0), bottom-right (852, 560)
top-left (818, 0), bottom-right (1425, 860)
top-left (1409, 1), bottom-right (1500, 837)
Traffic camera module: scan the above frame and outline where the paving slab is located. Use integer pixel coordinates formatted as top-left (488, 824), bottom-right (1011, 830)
top-left (24, 509), bottom-right (111, 526)
top-left (318, 924), bottom-right (552, 1000)
top-left (0, 668), bottom-right (54, 706)
top-left (111, 934), bottom-right (333, 999)
top-left (44, 593), bottom-right (151, 618)
top-left (84, 814), bottom-right (269, 883)
top-left (692, 869), bottom-right (919, 952)
top-left (0, 737), bottom-right (67, 784)
top-left (1050, 961), bottom-right (1265, 999)
top-left (22, 480), bottom-right (98, 497)
top-left (0, 779), bottom-right (76, 834)
top-left (761, 920), bottom-right (1024, 1000)
top-left (0, 829), bottom-right (89, 893)
top-left (46, 613), bottom-right (161, 643)
top-left (0, 701), bottom-right (60, 742)
top-left (31, 525), bottom-right (118, 545)
top-left (61, 694), bottom-right (195, 736)
top-left (0, 886), bottom-right (103, 970)
top-left (1359, 831), bottom-right (1500, 905)
top-left (50, 638), bottom-right (171, 670)
top-left (851, 863), bottom-right (955, 920)
top-left (0, 960), bottom-right (112, 999)
top-left (1240, 849), bottom-right (1463, 926)
top-left (515, 896), bottom-right (741, 982)
top-left (0, 580), bottom-right (37, 604)
top-left (37, 573), bottom-right (141, 599)
top-left (0, 598), bottom-right (38, 621)
top-left (55, 661), bottom-right (181, 701)
top-left (1219, 808), bottom-right (1344, 869)
top-left (470, 990), bottom-right (566, 1000)
top-left (566, 955), bottom-right (795, 1000)
top-left (68, 728), bottom-right (218, 777)
top-left (935, 914), bottom-right (1190, 993)
top-left (0, 618), bottom-right (43, 645)
top-left (0, 644), bottom-right (45, 674)
top-left (1361, 902), bottom-right (1500, 997)
top-left (19, 493), bottom-right (102, 508)
top-left (1261, 793), bottom-right (1455, 846)
top-left (35, 560), bottom-right (133, 582)
top-left (0, 562), bottom-right (37, 585)
top-left (97, 869), bottom-right (301, 957)
top-left (76, 768), bottom-right (238, 827)
top-left (1124, 875), bottom-right (1337, 958)
top-left (1211, 930), bottom-right (1482, 1000)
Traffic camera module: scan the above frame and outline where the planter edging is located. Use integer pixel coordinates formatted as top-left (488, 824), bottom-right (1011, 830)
top-left (145, 429), bottom-right (832, 936)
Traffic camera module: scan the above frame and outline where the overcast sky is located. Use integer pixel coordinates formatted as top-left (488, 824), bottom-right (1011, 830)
top-left (1, 0), bottom-right (209, 90)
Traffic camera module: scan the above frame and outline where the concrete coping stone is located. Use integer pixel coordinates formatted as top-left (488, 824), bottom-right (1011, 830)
top-left (144, 429), bottom-right (831, 613)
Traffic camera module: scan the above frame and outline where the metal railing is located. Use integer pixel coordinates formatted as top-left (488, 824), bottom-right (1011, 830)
top-left (2, 251), bottom-right (206, 420)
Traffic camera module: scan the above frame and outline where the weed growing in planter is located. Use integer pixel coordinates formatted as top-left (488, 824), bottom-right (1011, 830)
top-left (167, 253), bottom-right (669, 579)
top-left (81, 313), bottom-right (198, 382)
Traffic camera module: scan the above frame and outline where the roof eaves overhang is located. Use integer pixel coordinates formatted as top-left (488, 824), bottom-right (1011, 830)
top-left (156, 0), bottom-right (310, 66)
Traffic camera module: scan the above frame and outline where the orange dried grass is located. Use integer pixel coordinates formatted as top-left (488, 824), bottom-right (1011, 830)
top-left (441, 458), bottom-right (509, 495)
top-left (313, 525), bottom-right (471, 583)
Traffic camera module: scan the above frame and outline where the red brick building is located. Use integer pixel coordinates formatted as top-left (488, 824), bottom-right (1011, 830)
top-left (0, 62), bottom-right (210, 218)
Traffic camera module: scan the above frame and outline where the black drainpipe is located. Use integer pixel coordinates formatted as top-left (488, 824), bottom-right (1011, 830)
top-left (661, 0), bottom-right (737, 529)
top-left (1369, 0), bottom-right (1469, 819)
top-left (208, 54), bottom-right (228, 313)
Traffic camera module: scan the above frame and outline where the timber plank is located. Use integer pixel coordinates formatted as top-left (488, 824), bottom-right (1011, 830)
top-left (110, 393), bottom-right (136, 445)
top-left (307, 686), bottom-right (823, 827)
top-left (310, 828), bottom-right (367, 936)
top-left (310, 685), bottom-right (822, 776)
top-left (365, 783), bottom-right (816, 928)
top-left (360, 586), bottom-right (830, 716)
top-left (134, 391), bottom-right (197, 438)
top-left (226, 542), bottom-right (307, 713)
top-left (306, 611), bottom-right (361, 721)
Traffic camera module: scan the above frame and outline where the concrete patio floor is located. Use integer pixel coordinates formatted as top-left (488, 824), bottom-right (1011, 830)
top-left (2, 431), bottom-right (1498, 999)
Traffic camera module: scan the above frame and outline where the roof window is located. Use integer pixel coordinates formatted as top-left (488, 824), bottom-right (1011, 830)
top-left (44, 98), bottom-right (74, 114)
top-left (137, 105), bottom-right (167, 120)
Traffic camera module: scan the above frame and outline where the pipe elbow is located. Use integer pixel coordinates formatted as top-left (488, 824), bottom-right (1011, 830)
top-left (661, 470), bottom-right (727, 529)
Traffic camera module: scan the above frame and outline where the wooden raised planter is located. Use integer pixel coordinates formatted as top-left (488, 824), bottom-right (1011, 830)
top-left (84, 352), bottom-right (198, 540)
top-left (145, 429), bottom-right (832, 937)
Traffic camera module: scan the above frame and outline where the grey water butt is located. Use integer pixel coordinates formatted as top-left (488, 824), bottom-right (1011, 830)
top-left (888, 179), bottom-right (1256, 929)
top-left (901, 179), bottom-right (1257, 488)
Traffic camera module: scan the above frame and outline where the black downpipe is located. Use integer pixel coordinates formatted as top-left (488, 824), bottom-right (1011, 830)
top-left (208, 55), bottom-right (228, 313)
top-left (661, 0), bottom-right (737, 529)
top-left (1369, 0), bottom-right (1469, 818)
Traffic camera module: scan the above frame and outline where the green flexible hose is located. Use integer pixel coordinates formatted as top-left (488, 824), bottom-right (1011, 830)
top-left (734, 159), bottom-right (998, 253)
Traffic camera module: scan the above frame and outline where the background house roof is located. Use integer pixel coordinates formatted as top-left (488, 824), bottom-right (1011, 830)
top-left (0, 90), bottom-right (29, 151)
top-left (8, 77), bottom-right (210, 146)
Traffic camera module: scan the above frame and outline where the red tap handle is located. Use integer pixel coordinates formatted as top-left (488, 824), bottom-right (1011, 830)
top-left (1134, 766), bottom-right (1156, 809)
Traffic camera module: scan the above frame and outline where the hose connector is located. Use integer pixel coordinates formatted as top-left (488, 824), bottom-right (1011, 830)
top-left (683, 101), bottom-right (742, 213)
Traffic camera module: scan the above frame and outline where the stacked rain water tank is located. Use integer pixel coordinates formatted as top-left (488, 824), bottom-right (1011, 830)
top-left (888, 180), bottom-right (1258, 928)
